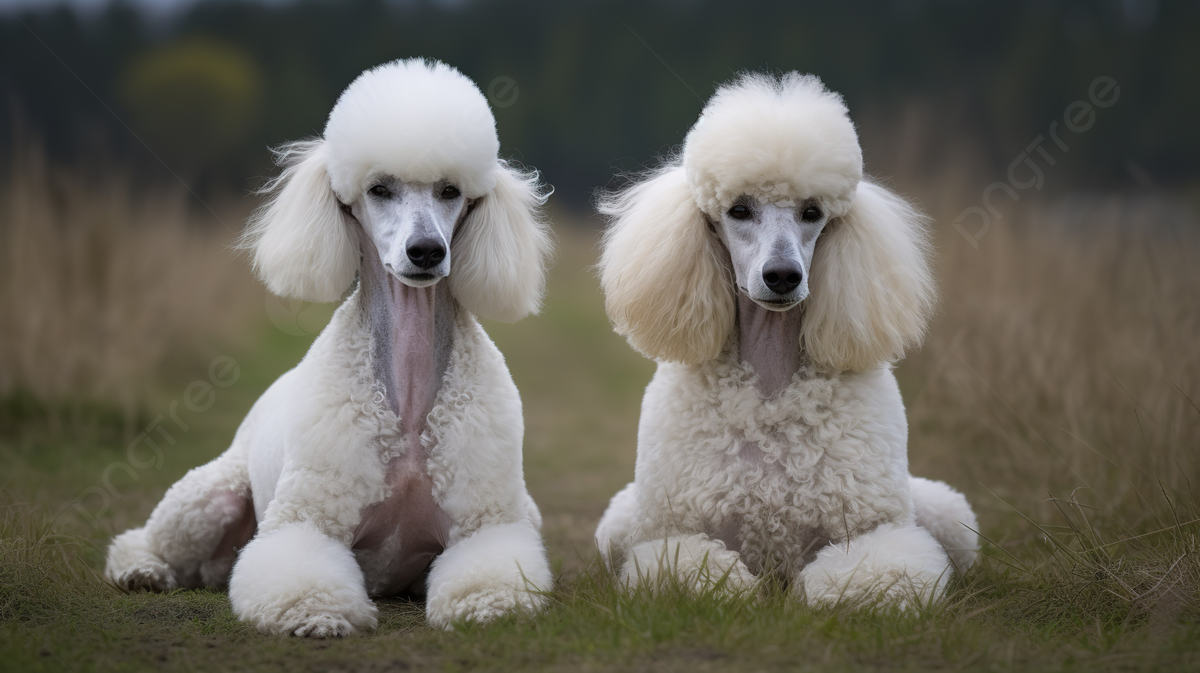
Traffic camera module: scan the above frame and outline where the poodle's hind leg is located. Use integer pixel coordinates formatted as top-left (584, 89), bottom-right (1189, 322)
top-left (229, 522), bottom-right (378, 638)
top-left (796, 522), bottom-right (952, 610)
top-left (595, 482), bottom-right (639, 570)
top-left (910, 476), bottom-right (979, 574)
top-left (620, 534), bottom-right (756, 595)
top-left (105, 448), bottom-right (254, 591)
top-left (425, 521), bottom-right (552, 629)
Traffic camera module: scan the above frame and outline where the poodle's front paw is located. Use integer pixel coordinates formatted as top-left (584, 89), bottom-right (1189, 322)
top-left (622, 534), bottom-right (756, 595)
top-left (105, 528), bottom-right (177, 592)
top-left (115, 563), bottom-right (177, 592)
top-left (796, 523), bottom-right (952, 610)
top-left (236, 590), bottom-right (376, 638)
top-left (291, 612), bottom-right (356, 639)
top-left (229, 523), bottom-right (378, 637)
top-left (425, 522), bottom-right (553, 630)
top-left (428, 582), bottom-right (547, 628)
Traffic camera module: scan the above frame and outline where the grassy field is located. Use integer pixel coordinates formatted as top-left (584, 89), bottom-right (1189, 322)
top-left (2, 164), bottom-right (1199, 670)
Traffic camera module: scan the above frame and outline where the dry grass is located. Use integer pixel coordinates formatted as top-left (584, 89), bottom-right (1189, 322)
top-left (901, 193), bottom-right (1200, 630)
top-left (0, 148), bottom-right (260, 433)
top-left (918, 194), bottom-right (1199, 520)
top-left (0, 497), bottom-right (96, 625)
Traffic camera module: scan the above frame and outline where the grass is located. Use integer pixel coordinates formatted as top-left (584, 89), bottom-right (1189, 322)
top-left (1, 173), bottom-right (1199, 670)
top-left (3, 496), bottom-right (1198, 672)
top-left (0, 145), bottom-right (260, 438)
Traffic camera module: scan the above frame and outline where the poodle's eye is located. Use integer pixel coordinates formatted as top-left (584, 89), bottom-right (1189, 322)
top-left (801, 206), bottom-right (823, 222)
top-left (369, 184), bottom-right (390, 198)
top-left (728, 204), bottom-right (752, 220)
top-left (440, 185), bottom-right (461, 200)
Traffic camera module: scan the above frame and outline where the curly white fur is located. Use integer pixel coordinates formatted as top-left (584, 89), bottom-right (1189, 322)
top-left (606, 357), bottom-right (914, 572)
top-left (105, 448), bottom-right (250, 591)
top-left (107, 58), bottom-right (552, 635)
top-left (595, 71), bottom-right (978, 608)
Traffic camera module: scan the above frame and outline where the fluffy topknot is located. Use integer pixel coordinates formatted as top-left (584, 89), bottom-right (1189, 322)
top-left (323, 58), bottom-right (500, 201)
top-left (682, 72), bottom-right (863, 220)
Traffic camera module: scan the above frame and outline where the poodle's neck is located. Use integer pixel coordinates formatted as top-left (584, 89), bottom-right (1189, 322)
top-left (359, 240), bottom-right (455, 443)
top-left (736, 293), bottom-right (803, 397)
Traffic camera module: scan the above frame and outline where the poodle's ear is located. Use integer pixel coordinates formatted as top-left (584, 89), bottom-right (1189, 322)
top-left (239, 140), bottom-right (359, 302)
top-left (802, 181), bottom-right (937, 371)
top-left (449, 161), bottom-right (554, 322)
top-left (599, 166), bottom-right (734, 364)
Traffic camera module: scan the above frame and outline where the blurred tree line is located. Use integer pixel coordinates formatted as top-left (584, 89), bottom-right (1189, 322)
top-left (1, 0), bottom-right (1196, 207)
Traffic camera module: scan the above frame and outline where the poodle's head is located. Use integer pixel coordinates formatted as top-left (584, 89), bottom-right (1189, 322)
top-left (242, 58), bottom-right (553, 322)
top-left (599, 72), bottom-right (935, 371)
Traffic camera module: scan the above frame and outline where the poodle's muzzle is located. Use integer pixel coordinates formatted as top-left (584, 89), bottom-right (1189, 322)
top-left (350, 176), bottom-right (471, 288)
top-left (716, 199), bottom-right (828, 312)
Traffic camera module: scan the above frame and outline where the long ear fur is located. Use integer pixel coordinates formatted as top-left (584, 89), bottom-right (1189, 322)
top-left (598, 165), bottom-right (734, 364)
top-left (802, 180), bottom-right (937, 371)
top-left (239, 140), bottom-right (358, 302)
top-left (449, 161), bottom-right (554, 322)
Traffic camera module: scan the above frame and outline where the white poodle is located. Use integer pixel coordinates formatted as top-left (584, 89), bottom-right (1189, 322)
top-left (594, 72), bottom-right (979, 607)
top-left (105, 59), bottom-right (555, 636)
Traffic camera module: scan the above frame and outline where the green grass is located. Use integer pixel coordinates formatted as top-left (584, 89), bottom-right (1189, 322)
top-left (3, 495), bottom-right (1198, 672)
top-left (1, 225), bottom-right (1198, 672)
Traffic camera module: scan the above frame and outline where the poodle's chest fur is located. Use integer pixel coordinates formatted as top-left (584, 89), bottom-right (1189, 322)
top-left (287, 284), bottom-right (461, 596)
top-left (638, 354), bottom-right (912, 574)
top-left (260, 283), bottom-right (531, 595)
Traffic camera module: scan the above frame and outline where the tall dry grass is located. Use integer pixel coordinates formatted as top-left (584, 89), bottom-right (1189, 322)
top-left (860, 97), bottom-right (1200, 547)
top-left (898, 192), bottom-right (1200, 625)
top-left (909, 195), bottom-right (1199, 530)
top-left (0, 148), bottom-right (259, 432)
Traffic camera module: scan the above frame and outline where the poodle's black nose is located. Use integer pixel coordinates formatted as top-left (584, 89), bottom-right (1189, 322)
top-left (762, 260), bottom-right (802, 295)
top-left (406, 238), bottom-right (446, 269)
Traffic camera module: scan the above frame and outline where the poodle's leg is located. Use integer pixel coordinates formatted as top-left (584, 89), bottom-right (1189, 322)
top-left (424, 521), bottom-right (552, 629)
top-left (105, 449), bottom-right (253, 591)
top-left (910, 476), bottom-right (979, 574)
top-left (595, 482), bottom-right (639, 570)
top-left (229, 522), bottom-right (377, 638)
top-left (796, 522), bottom-right (952, 610)
top-left (620, 534), bottom-right (755, 594)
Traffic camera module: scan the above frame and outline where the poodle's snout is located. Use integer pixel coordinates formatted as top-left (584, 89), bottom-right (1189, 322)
top-left (762, 259), bottom-right (802, 295)
top-left (406, 238), bottom-right (446, 270)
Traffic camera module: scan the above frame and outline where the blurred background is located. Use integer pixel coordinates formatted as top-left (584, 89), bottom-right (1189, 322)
top-left (1, 0), bottom-right (1198, 588)
top-left (3, 0), bottom-right (1198, 201)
